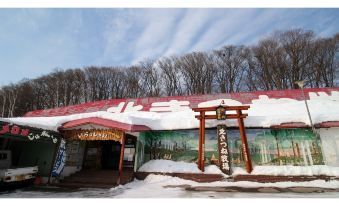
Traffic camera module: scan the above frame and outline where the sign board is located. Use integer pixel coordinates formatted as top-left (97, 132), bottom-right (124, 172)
top-left (217, 124), bottom-right (231, 175)
top-left (63, 129), bottom-right (123, 142)
top-left (216, 105), bottom-right (226, 120)
top-left (0, 121), bottom-right (59, 143)
top-left (51, 139), bottom-right (66, 177)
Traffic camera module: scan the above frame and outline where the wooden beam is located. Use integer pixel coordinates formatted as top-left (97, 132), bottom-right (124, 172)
top-left (195, 114), bottom-right (248, 119)
top-left (201, 112), bottom-right (205, 172)
top-left (192, 105), bottom-right (250, 112)
top-left (117, 133), bottom-right (126, 185)
top-left (236, 110), bottom-right (253, 173)
top-left (198, 112), bottom-right (203, 170)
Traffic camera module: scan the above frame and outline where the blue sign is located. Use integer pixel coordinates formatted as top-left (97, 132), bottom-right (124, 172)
top-left (51, 139), bottom-right (66, 177)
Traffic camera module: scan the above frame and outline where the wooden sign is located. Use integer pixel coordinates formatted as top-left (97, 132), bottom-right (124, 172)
top-left (217, 124), bottom-right (231, 175)
top-left (216, 105), bottom-right (226, 120)
top-left (63, 129), bottom-right (123, 143)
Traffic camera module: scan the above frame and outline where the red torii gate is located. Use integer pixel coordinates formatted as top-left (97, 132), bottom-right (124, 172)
top-left (192, 105), bottom-right (253, 174)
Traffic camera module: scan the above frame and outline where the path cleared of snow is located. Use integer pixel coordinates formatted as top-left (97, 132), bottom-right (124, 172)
top-left (138, 160), bottom-right (339, 177)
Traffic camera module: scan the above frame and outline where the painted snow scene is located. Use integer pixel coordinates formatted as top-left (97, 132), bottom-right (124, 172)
top-left (1, 6), bottom-right (339, 200)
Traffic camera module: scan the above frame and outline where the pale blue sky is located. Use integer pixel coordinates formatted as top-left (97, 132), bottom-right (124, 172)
top-left (0, 8), bottom-right (338, 85)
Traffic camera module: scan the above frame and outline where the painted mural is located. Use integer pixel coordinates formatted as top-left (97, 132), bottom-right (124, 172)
top-left (136, 128), bottom-right (324, 169)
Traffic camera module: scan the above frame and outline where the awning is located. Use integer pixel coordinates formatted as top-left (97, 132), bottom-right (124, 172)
top-left (58, 117), bottom-right (151, 132)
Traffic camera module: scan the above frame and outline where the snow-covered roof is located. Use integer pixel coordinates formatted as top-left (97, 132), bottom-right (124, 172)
top-left (2, 88), bottom-right (339, 132)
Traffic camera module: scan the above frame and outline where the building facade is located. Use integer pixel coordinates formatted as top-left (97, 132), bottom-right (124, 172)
top-left (2, 87), bottom-right (339, 184)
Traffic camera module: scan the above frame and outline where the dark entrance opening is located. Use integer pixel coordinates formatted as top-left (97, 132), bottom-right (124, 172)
top-left (101, 141), bottom-right (121, 170)
top-left (82, 140), bottom-right (121, 170)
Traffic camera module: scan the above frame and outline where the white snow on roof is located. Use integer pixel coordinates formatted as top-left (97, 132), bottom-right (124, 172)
top-left (1, 95), bottom-right (339, 131)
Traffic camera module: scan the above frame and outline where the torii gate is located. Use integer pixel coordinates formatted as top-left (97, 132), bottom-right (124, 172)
top-left (192, 105), bottom-right (253, 174)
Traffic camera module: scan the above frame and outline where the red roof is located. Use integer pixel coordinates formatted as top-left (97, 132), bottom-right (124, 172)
top-left (23, 87), bottom-right (339, 130)
top-left (24, 87), bottom-right (339, 117)
top-left (58, 117), bottom-right (151, 132)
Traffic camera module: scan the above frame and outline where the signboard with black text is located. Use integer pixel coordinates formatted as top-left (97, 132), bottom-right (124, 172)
top-left (217, 124), bottom-right (231, 175)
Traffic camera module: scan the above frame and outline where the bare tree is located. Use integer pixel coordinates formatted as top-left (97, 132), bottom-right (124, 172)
top-left (139, 59), bottom-right (162, 97)
top-left (277, 29), bottom-right (315, 88)
top-left (252, 37), bottom-right (289, 90)
top-left (311, 35), bottom-right (338, 87)
top-left (157, 56), bottom-right (183, 96)
top-left (177, 52), bottom-right (216, 95)
top-left (213, 45), bottom-right (248, 93)
top-left (124, 66), bottom-right (142, 98)
top-left (0, 88), bottom-right (6, 117)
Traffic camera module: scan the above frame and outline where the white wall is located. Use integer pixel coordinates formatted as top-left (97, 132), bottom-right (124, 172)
top-left (319, 128), bottom-right (339, 166)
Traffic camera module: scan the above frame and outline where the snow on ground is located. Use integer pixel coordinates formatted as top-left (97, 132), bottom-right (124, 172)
top-left (138, 160), bottom-right (225, 175)
top-left (233, 165), bottom-right (339, 176)
top-left (1, 95), bottom-right (339, 131)
top-left (1, 175), bottom-right (339, 198)
top-left (138, 160), bottom-right (339, 177)
top-left (113, 174), bottom-right (339, 198)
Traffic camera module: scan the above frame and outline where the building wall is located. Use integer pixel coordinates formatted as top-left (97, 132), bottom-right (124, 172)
top-left (319, 128), bottom-right (339, 166)
top-left (136, 128), bottom-right (326, 170)
top-left (8, 140), bottom-right (56, 176)
top-left (60, 140), bottom-right (86, 177)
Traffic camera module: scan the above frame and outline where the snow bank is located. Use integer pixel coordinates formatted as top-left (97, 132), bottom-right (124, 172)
top-left (138, 160), bottom-right (224, 175)
top-left (233, 165), bottom-right (339, 176)
top-left (1, 96), bottom-right (339, 132)
top-left (141, 174), bottom-right (339, 189)
top-left (138, 160), bottom-right (339, 177)
top-left (113, 174), bottom-right (339, 198)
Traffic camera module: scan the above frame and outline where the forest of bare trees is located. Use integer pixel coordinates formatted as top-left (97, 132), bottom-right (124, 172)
top-left (0, 29), bottom-right (338, 117)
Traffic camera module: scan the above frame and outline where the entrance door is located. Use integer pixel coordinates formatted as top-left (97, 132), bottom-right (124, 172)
top-left (83, 141), bottom-right (102, 170)
top-left (101, 141), bottom-right (121, 170)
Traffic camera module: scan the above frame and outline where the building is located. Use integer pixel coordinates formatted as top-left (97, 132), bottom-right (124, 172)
top-left (1, 87), bottom-right (339, 186)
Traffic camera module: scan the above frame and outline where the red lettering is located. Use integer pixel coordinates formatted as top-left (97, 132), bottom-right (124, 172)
top-left (20, 129), bottom-right (30, 137)
top-left (0, 124), bottom-right (10, 134)
top-left (11, 125), bottom-right (20, 135)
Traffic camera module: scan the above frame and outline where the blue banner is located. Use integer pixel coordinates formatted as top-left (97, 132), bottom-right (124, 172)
top-left (51, 139), bottom-right (66, 177)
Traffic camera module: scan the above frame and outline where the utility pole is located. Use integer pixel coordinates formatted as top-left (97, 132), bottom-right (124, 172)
top-left (295, 80), bottom-right (324, 164)
top-left (295, 80), bottom-right (316, 134)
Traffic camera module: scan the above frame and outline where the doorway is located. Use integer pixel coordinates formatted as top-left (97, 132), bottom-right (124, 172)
top-left (101, 141), bottom-right (121, 170)
top-left (82, 140), bottom-right (121, 170)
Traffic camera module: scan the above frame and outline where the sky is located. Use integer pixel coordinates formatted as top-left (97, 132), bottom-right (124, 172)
top-left (0, 8), bottom-right (339, 86)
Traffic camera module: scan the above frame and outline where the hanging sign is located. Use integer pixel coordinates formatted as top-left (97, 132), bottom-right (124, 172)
top-left (51, 139), bottom-right (66, 177)
top-left (63, 129), bottom-right (123, 142)
top-left (0, 123), bottom-right (30, 137)
top-left (0, 122), bottom-right (59, 143)
top-left (217, 124), bottom-right (231, 175)
top-left (27, 130), bottom-right (58, 143)
top-left (216, 105), bottom-right (226, 120)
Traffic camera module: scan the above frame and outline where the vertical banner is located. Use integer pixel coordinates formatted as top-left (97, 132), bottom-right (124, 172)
top-left (51, 139), bottom-right (66, 177)
top-left (217, 125), bottom-right (231, 175)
